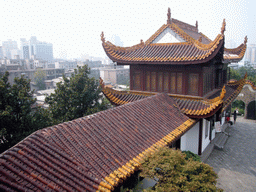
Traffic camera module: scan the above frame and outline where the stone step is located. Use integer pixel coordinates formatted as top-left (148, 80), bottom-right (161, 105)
top-left (214, 132), bottom-right (229, 150)
top-left (200, 141), bottom-right (214, 162)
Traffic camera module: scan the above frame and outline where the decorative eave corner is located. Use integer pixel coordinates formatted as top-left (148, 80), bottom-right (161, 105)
top-left (208, 86), bottom-right (226, 104)
top-left (167, 7), bottom-right (171, 24)
top-left (221, 19), bottom-right (226, 35)
top-left (223, 35), bottom-right (247, 62)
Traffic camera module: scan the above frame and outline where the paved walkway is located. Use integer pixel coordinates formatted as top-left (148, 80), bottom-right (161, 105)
top-left (206, 117), bottom-right (256, 192)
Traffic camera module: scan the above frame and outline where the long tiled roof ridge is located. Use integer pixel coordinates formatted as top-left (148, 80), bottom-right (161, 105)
top-left (103, 118), bottom-right (196, 188)
top-left (0, 93), bottom-right (197, 191)
top-left (100, 78), bottom-right (225, 118)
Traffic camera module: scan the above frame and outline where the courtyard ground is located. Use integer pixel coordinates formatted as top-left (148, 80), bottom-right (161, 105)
top-left (206, 116), bottom-right (256, 192)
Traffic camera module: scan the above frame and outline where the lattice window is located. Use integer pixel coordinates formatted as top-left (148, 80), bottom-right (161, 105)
top-left (163, 72), bottom-right (169, 92)
top-left (151, 72), bottom-right (156, 92)
top-left (133, 72), bottom-right (141, 90)
top-left (158, 72), bottom-right (163, 92)
top-left (188, 73), bottom-right (199, 96)
top-left (145, 71), bottom-right (150, 91)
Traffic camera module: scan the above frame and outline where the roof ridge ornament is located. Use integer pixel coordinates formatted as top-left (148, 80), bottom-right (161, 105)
top-left (196, 21), bottom-right (198, 29)
top-left (101, 31), bottom-right (105, 43)
top-left (198, 36), bottom-right (202, 42)
top-left (221, 19), bottom-right (226, 35)
top-left (244, 36), bottom-right (248, 44)
top-left (167, 7), bottom-right (171, 24)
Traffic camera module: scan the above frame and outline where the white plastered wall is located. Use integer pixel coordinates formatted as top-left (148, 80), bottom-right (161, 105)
top-left (201, 119), bottom-right (210, 153)
top-left (180, 122), bottom-right (199, 154)
top-left (152, 28), bottom-right (185, 44)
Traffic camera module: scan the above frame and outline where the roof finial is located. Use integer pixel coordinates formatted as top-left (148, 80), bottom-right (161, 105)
top-left (221, 19), bottom-right (226, 35)
top-left (198, 36), bottom-right (202, 42)
top-left (167, 7), bottom-right (171, 24)
top-left (244, 36), bottom-right (248, 44)
top-left (196, 21), bottom-right (198, 29)
top-left (101, 31), bottom-right (105, 43)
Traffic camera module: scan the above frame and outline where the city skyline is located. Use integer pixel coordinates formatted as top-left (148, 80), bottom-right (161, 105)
top-left (0, 0), bottom-right (255, 59)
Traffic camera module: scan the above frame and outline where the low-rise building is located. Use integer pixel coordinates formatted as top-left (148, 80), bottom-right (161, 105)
top-left (100, 65), bottom-right (129, 85)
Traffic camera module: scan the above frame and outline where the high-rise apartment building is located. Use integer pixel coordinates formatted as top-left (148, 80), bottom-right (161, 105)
top-left (20, 38), bottom-right (30, 59)
top-left (0, 46), bottom-right (3, 59)
top-left (2, 39), bottom-right (19, 59)
top-left (20, 36), bottom-right (53, 62)
top-left (245, 44), bottom-right (256, 64)
top-left (32, 42), bottom-right (53, 62)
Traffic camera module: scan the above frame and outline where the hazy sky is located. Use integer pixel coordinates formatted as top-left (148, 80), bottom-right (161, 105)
top-left (1, 0), bottom-right (255, 59)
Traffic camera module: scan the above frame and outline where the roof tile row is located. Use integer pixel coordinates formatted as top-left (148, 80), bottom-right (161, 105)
top-left (0, 93), bottom-right (196, 191)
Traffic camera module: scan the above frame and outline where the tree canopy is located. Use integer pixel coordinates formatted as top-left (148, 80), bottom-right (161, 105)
top-left (34, 68), bottom-right (46, 90)
top-left (45, 65), bottom-right (110, 124)
top-left (0, 65), bottom-right (110, 153)
top-left (139, 147), bottom-right (222, 192)
top-left (230, 62), bottom-right (256, 84)
top-left (0, 72), bottom-right (50, 153)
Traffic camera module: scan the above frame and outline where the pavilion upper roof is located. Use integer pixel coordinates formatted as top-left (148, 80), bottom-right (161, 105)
top-left (101, 8), bottom-right (247, 65)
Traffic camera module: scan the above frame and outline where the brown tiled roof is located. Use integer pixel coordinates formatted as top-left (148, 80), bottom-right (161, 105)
top-left (101, 11), bottom-right (247, 64)
top-left (101, 28), bottom-right (224, 65)
top-left (100, 78), bottom-right (225, 119)
top-left (0, 93), bottom-right (196, 191)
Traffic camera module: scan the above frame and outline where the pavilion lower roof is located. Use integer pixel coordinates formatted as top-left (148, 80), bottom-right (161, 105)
top-left (100, 75), bottom-right (246, 118)
top-left (207, 75), bottom-right (247, 112)
top-left (0, 93), bottom-right (196, 192)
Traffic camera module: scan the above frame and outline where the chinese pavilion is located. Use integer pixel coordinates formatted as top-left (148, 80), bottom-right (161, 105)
top-left (101, 8), bottom-right (247, 119)
top-left (0, 8), bottom-right (247, 192)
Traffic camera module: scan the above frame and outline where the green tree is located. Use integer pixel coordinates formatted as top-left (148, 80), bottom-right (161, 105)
top-left (45, 65), bottom-right (107, 124)
top-left (0, 72), bottom-right (51, 153)
top-left (230, 67), bottom-right (241, 80)
top-left (139, 147), bottom-right (222, 192)
top-left (229, 62), bottom-right (256, 84)
top-left (34, 68), bottom-right (46, 90)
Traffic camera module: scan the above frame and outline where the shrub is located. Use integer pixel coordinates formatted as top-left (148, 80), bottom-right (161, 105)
top-left (139, 147), bottom-right (223, 192)
top-left (182, 150), bottom-right (201, 162)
